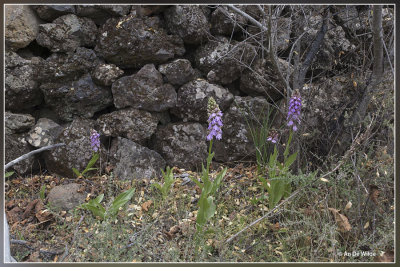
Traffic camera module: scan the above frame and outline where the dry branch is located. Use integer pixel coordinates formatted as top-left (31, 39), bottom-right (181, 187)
top-left (4, 143), bottom-right (65, 171)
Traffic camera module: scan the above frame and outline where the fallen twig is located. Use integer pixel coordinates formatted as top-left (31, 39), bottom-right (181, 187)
top-left (5, 143), bottom-right (65, 171)
top-left (11, 239), bottom-right (34, 250)
top-left (11, 239), bottom-right (64, 257)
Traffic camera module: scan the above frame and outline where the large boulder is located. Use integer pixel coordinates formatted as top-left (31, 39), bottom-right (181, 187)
top-left (36, 14), bottom-right (98, 52)
top-left (239, 58), bottom-right (292, 101)
top-left (210, 6), bottom-right (248, 36)
top-left (5, 112), bottom-right (35, 135)
top-left (91, 63), bottom-right (124, 86)
top-left (5, 52), bottom-right (42, 111)
top-left (26, 118), bottom-right (63, 148)
top-left (32, 5), bottom-right (76, 21)
top-left (47, 183), bottom-right (86, 210)
top-left (158, 59), bottom-right (197, 86)
top-left (213, 96), bottom-right (272, 163)
top-left (40, 73), bottom-right (113, 122)
top-left (171, 79), bottom-right (234, 123)
top-left (95, 15), bottom-right (185, 68)
top-left (43, 118), bottom-right (106, 178)
top-left (194, 36), bottom-right (257, 85)
top-left (97, 108), bottom-right (159, 145)
top-left (152, 123), bottom-right (208, 170)
top-left (75, 5), bottom-right (131, 25)
top-left (112, 64), bottom-right (177, 111)
top-left (5, 5), bottom-right (41, 51)
top-left (164, 5), bottom-right (211, 45)
top-left (109, 137), bottom-right (166, 180)
top-left (33, 47), bottom-right (100, 85)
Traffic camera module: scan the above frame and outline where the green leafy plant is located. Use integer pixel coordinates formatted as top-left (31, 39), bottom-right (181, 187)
top-left (259, 130), bottom-right (298, 209)
top-left (192, 139), bottom-right (227, 233)
top-left (245, 104), bottom-right (276, 176)
top-left (79, 187), bottom-right (135, 220)
top-left (5, 171), bottom-right (14, 178)
top-left (72, 153), bottom-right (99, 178)
top-left (152, 166), bottom-right (175, 201)
top-left (39, 185), bottom-right (46, 201)
top-left (192, 97), bottom-right (228, 236)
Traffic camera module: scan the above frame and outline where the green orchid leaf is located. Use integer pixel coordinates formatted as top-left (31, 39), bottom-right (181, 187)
top-left (108, 188), bottom-right (135, 218)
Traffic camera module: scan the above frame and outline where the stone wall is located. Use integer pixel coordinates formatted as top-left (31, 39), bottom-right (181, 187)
top-left (5, 5), bottom-right (385, 179)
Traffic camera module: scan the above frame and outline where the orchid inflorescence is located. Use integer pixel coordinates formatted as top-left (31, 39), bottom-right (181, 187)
top-left (90, 129), bottom-right (100, 152)
top-left (267, 130), bottom-right (279, 143)
top-left (206, 97), bottom-right (223, 141)
top-left (287, 90), bottom-right (302, 131)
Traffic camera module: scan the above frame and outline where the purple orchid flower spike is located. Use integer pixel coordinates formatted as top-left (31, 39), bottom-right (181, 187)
top-left (287, 90), bottom-right (302, 131)
top-left (90, 129), bottom-right (100, 152)
top-left (206, 97), bottom-right (223, 141)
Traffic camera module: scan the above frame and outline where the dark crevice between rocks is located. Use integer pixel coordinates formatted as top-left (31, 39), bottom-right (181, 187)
top-left (169, 112), bottom-right (182, 123)
top-left (16, 40), bottom-right (52, 60)
top-left (91, 104), bottom-right (117, 121)
top-left (29, 102), bottom-right (61, 125)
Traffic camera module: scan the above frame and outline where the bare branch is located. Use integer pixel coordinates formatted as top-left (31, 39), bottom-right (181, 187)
top-left (296, 7), bottom-right (330, 91)
top-left (227, 5), bottom-right (267, 32)
top-left (5, 143), bottom-right (65, 171)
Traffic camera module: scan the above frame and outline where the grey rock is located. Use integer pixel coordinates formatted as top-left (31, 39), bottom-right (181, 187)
top-left (5, 133), bottom-right (37, 175)
top-left (150, 111), bottom-right (171, 126)
top-left (210, 6), bottom-right (247, 36)
top-left (5, 52), bottom-right (42, 111)
top-left (194, 36), bottom-right (257, 85)
top-left (213, 96), bottom-right (271, 163)
top-left (47, 183), bottom-right (86, 210)
top-left (239, 58), bottom-right (292, 101)
top-left (112, 64), bottom-right (177, 111)
top-left (32, 5), bottom-right (75, 21)
top-left (95, 16), bottom-right (185, 68)
top-left (26, 118), bottom-right (63, 148)
top-left (158, 59), bottom-right (197, 86)
top-left (136, 5), bottom-right (167, 16)
top-left (109, 137), bottom-right (166, 180)
top-left (43, 118), bottom-right (106, 178)
top-left (153, 123), bottom-right (208, 170)
top-left (301, 14), bottom-right (355, 71)
top-left (40, 73), bottom-right (113, 122)
top-left (164, 5), bottom-right (211, 45)
top-left (76, 5), bottom-right (131, 25)
top-left (33, 47), bottom-right (100, 84)
top-left (97, 108), bottom-right (159, 145)
top-left (91, 63), bottom-right (124, 86)
top-left (172, 79), bottom-right (234, 122)
top-left (5, 112), bottom-right (35, 135)
top-left (5, 5), bottom-right (40, 51)
top-left (36, 14), bottom-right (98, 52)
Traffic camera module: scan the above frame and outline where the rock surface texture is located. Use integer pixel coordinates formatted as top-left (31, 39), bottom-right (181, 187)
top-left (152, 123), bottom-right (208, 170)
top-left (95, 16), bottom-right (185, 68)
top-left (47, 183), bottom-right (86, 210)
top-left (5, 5), bottom-right (41, 51)
top-left (109, 137), bottom-right (166, 180)
top-left (4, 4), bottom-right (381, 178)
top-left (5, 52), bottom-right (42, 111)
top-left (112, 64), bottom-right (177, 111)
top-left (43, 118), bottom-right (106, 177)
